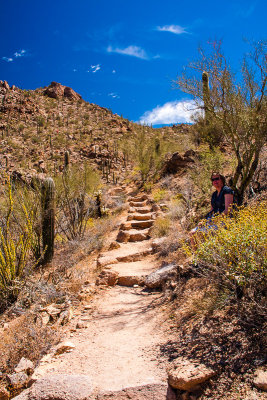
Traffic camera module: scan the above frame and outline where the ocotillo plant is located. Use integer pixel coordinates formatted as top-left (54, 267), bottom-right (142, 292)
top-left (41, 177), bottom-right (55, 264)
top-left (202, 71), bottom-right (211, 124)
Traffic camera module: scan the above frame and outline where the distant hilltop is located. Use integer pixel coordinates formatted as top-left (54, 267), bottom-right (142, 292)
top-left (42, 81), bottom-right (82, 101)
top-left (0, 80), bottom-right (82, 102)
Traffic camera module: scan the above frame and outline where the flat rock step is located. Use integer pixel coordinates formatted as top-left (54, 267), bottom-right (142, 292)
top-left (131, 220), bottom-right (154, 229)
top-left (132, 207), bottom-right (152, 214)
top-left (128, 195), bottom-right (148, 202)
top-left (97, 383), bottom-right (176, 399)
top-left (97, 241), bottom-right (153, 268)
top-left (117, 229), bottom-right (150, 243)
top-left (129, 201), bottom-right (148, 207)
top-left (111, 257), bottom-right (159, 276)
top-left (127, 213), bottom-right (153, 221)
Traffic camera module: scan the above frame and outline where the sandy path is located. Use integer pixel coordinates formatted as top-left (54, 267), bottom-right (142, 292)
top-left (29, 194), bottom-right (174, 399)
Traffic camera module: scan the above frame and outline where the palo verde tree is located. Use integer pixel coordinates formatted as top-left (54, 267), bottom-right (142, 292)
top-left (176, 40), bottom-right (267, 203)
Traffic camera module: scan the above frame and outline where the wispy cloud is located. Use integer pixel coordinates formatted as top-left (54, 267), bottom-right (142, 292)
top-left (139, 100), bottom-right (196, 125)
top-left (2, 49), bottom-right (27, 63)
top-left (89, 64), bottom-right (101, 73)
top-left (156, 25), bottom-right (187, 34)
top-left (112, 70), bottom-right (116, 74)
top-left (107, 45), bottom-right (148, 60)
top-left (2, 57), bottom-right (13, 62)
top-left (14, 49), bottom-right (26, 58)
top-left (108, 92), bottom-right (120, 99)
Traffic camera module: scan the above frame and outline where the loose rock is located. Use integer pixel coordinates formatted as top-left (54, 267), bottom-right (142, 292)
top-left (254, 368), bottom-right (267, 391)
top-left (15, 357), bottom-right (34, 375)
top-left (167, 357), bottom-right (216, 390)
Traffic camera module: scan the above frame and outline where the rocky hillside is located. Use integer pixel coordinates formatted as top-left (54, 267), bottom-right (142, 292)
top-left (0, 80), bottom-right (192, 184)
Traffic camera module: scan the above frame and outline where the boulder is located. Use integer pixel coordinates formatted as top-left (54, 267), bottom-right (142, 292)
top-left (6, 372), bottom-right (29, 389)
top-left (15, 357), bottom-right (34, 375)
top-left (145, 264), bottom-right (177, 289)
top-left (162, 151), bottom-right (194, 175)
top-left (96, 270), bottom-right (118, 286)
top-left (44, 82), bottom-right (82, 101)
top-left (167, 358), bottom-right (216, 390)
top-left (12, 374), bottom-right (93, 400)
top-left (254, 368), bottom-right (267, 391)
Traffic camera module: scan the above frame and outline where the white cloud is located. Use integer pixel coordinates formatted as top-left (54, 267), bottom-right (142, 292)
top-left (90, 64), bottom-right (101, 73)
top-left (2, 57), bottom-right (13, 62)
top-left (107, 45), bottom-right (148, 60)
top-left (157, 25), bottom-right (186, 34)
top-left (112, 69), bottom-right (116, 74)
top-left (139, 100), bottom-right (197, 125)
top-left (108, 92), bottom-right (120, 99)
top-left (14, 49), bottom-right (26, 58)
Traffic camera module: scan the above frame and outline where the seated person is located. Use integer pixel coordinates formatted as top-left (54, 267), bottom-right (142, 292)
top-left (190, 173), bottom-right (234, 245)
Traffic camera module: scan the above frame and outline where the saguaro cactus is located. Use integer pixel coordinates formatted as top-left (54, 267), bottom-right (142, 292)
top-left (41, 177), bottom-right (55, 264)
top-left (202, 71), bottom-right (211, 124)
top-left (64, 150), bottom-right (70, 171)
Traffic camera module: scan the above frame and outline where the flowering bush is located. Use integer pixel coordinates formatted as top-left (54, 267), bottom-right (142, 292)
top-left (185, 202), bottom-right (266, 310)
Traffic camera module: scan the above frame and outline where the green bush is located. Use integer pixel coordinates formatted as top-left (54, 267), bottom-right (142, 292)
top-left (185, 202), bottom-right (267, 316)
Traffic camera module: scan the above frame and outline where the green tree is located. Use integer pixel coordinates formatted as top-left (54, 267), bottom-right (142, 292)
top-left (175, 40), bottom-right (267, 203)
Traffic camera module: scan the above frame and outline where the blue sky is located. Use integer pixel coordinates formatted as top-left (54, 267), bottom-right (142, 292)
top-left (1, 0), bottom-right (266, 126)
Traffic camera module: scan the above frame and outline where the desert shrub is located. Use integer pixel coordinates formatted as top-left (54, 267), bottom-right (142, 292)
top-left (55, 164), bottom-right (101, 240)
top-left (151, 216), bottom-right (171, 237)
top-left (152, 188), bottom-right (167, 202)
top-left (185, 201), bottom-right (267, 320)
top-left (0, 178), bottom-right (36, 309)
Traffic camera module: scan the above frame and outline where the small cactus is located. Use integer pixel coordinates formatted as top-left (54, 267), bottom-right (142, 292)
top-left (41, 177), bottom-right (55, 264)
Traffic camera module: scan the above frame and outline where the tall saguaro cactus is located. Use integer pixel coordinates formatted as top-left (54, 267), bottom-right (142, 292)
top-left (64, 150), bottom-right (70, 171)
top-left (202, 71), bottom-right (211, 124)
top-left (41, 177), bottom-right (55, 264)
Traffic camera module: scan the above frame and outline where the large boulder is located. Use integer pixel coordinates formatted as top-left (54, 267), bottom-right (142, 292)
top-left (162, 151), bottom-right (194, 175)
top-left (167, 358), bottom-right (216, 390)
top-left (145, 264), bottom-right (178, 289)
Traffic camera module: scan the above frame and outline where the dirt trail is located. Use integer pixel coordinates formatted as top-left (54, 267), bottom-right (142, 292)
top-left (25, 193), bottom-right (174, 399)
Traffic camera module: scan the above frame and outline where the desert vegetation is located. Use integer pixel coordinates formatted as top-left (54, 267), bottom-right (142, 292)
top-left (0, 39), bottom-right (266, 399)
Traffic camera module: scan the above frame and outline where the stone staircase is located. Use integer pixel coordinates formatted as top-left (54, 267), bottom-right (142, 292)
top-left (97, 193), bottom-right (159, 288)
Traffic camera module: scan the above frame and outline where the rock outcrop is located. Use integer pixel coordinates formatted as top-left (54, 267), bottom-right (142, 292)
top-left (44, 82), bottom-right (82, 101)
top-left (162, 151), bottom-right (195, 175)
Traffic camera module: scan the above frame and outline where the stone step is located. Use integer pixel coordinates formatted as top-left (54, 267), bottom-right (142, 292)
top-left (131, 220), bottom-right (154, 229)
top-left (117, 229), bottom-right (150, 243)
top-left (97, 241), bottom-right (153, 267)
top-left (128, 194), bottom-right (148, 202)
top-left (129, 201), bottom-right (147, 207)
top-left (118, 275), bottom-right (146, 286)
top-left (97, 383), bottom-right (176, 400)
top-left (133, 207), bottom-right (152, 214)
top-left (127, 213), bottom-right (153, 221)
